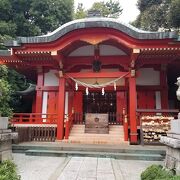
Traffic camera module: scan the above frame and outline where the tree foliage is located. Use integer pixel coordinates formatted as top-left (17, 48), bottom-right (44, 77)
top-left (0, 0), bottom-right (74, 43)
top-left (0, 65), bottom-right (12, 116)
top-left (0, 160), bottom-right (20, 180)
top-left (74, 3), bottom-right (87, 19)
top-left (74, 0), bottom-right (123, 19)
top-left (0, 65), bottom-right (30, 116)
top-left (0, 0), bottom-right (74, 116)
top-left (133, 0), bottom-right (180, 31)
top-left (168, 0), bottom-right (180, 29)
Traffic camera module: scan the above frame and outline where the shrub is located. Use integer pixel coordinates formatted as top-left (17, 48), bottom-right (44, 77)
top-left (141, 164), bottom-right (180, 180)
top-left (0, 160), bottom-right (20, 180)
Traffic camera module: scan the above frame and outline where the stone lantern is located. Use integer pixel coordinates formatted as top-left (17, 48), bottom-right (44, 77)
top-left (160, 77), bottom-right (180, 175)
top-left (0, 89), bottom-right (18, 161)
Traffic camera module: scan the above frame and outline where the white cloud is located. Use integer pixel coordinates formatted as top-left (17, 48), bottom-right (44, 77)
top-left (74, 0), bottom-right (139, 23)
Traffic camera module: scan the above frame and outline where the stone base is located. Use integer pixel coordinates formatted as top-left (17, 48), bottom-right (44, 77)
top-left (160, 136), bottom-right (180, 148)
top-left (0, 129), bottom-right (18, 162)
top-left (85, 113), bottom-right (109, 134)
top-left (0, 140), bottom-right (12, 161)
top-left (165, 146), bottom-right (180, 175)
top-left (160, 136), bottom-right (180, 175)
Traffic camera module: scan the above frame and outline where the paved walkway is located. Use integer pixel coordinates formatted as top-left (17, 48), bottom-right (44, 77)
top-left (13, 154), bottom-right (162, 180)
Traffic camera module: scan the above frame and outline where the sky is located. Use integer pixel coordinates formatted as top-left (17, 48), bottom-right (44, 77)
top-left (74, 0), bottom-right (140, 23)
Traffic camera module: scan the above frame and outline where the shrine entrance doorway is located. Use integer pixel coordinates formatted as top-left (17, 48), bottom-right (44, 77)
top-left (83, 92), bottom-right (117, 124)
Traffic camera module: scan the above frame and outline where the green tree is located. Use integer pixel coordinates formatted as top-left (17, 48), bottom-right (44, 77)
top-left (0, 0), bottom-right (74, 45)
top-left (74, 0), bottom-right (123, 19)
top-left (89, 0), bottom-right (122, 18)
top-left (168, 0), bottom-right (180, 29)
top-left (30, 0), bottom-right (74, 34)
top-left (0, 65), bottom-right (12, 116)
top-left (0, 0), bottom-right (74, 116)
top-left (74, 3), bottom-right (87, 19)
top-left (133, 0), bottom-right (180, 31)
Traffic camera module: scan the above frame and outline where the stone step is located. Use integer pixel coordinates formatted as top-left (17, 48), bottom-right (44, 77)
top-left (69, 134), bottom-right (124, 138)
top-left (71, 129), bottom-right (124, 132)
top-left (25, 149), bottom-right (164, 161)
top-left (68, 138), bottom-right (124, 142)
top-left (12, 144), bottom-right (166, 155)
top-left (66, 140), bottom-right (125, 145)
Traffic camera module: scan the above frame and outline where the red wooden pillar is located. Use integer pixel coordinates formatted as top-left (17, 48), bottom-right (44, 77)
top-left (117, 92), bottom-right (127, 124)
top-left (57, 77), bottom-right (65, 140)
top-left (73, 91), bottom-right (83, 122)
top-left (129, 76), bottom-right (138, 144)
top-left (160, 69), bottom-right (169, 109)
top-left (32, 96), bottom-right (36, 113)
top-left (35, 71), bottom-right (44, 113)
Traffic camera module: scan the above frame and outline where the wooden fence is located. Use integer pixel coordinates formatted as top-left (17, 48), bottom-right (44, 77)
top-left (12, 126), bottom-right (57, 143)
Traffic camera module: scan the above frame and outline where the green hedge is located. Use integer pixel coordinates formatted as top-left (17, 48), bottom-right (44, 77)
top-left (141, 165), bottom-right (180, 180)
top-left (0, 160), bottom-right (20, 180)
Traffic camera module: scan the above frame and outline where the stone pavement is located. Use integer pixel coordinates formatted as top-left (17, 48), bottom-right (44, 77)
top-left (13, 153), bottom-right (162, 180)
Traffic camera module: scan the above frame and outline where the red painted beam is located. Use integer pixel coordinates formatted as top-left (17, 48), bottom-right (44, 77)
top-left (64, 55), bottom-right (130, 71)
top-left (65, 71), bottom-right (129, 78)
top-left (40, 86), bottom-right (59, 91)
top-left (76, 86), bottom-right (128, 91)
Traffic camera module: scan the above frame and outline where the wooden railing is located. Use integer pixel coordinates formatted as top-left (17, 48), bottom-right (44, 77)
top-left (13, 126), bottom-right (57, 143)
top-left (73, 112), bottom-right (123, 125)
top-left (65, 114), bottom-right (74, 139)
top-left (108, 112), bottom-right (122, 125)
top-left (11, 113), bottom-right (58, 124)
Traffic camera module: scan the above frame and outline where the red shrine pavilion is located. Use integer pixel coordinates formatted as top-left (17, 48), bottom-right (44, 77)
top-left (0, 18), bottom-right (180, 144)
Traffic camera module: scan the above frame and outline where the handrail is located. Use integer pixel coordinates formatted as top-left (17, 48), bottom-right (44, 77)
top-left (65, 113), bottom-right (74, 139)
top-left (11, 113), bottom-right (58, 124)
top-left (136, 109), bottom-right (179, 113)
top-left (73, 112), bottom-right (122, 125)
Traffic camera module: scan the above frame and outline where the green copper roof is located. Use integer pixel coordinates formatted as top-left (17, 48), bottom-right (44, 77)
top-left (5, 17), bottom-right (179, 46)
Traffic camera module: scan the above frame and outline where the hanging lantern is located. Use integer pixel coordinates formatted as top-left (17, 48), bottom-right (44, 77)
top-left (102, 88), bottom-right (105, 95)
top-left (114, 82), bottom-right (116, 91)
top-left (75, 82), bottom-right (78, 91)
top-left (86, 87), bottom-right (89, 95)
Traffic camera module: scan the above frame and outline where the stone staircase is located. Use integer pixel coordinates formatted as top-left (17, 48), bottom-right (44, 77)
top-left (66, 125), bottom-right (125, 144)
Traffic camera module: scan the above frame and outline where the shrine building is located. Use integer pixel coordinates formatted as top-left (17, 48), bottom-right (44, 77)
top-left (0, 18), bottom-right (180, 145)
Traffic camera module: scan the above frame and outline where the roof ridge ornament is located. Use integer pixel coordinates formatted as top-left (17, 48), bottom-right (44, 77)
top-left (87, 10), bottom-right (102, 18)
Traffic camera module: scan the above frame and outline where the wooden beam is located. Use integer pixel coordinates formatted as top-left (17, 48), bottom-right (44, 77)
top-left (65, 71), bottom-right (129, 78)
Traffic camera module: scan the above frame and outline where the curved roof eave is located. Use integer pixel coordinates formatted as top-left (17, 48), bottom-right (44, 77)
top-left (5, 17), bottom-right (179, 46)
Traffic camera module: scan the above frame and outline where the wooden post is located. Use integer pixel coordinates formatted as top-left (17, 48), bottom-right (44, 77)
top-left (129, 75), bottom-right (138, 144)
top-left (57, 77), bottom-right (65, 140)
top-left (35, 70), bottom-right (44, 113)
top-left (160, 67), bottom-right (169, 109)
top-left (123, 108), bottom-right (128, 141)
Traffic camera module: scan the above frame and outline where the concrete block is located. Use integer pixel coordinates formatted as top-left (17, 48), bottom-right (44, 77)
top-left (0, 140), bottom-right (12, 151)
top-left (170, 119), bottom-right (180, 134)
top-left (0, 117), bottom-right (8, 129)
top-left (0, 150), bottom-right (12, 161)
